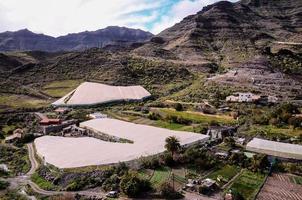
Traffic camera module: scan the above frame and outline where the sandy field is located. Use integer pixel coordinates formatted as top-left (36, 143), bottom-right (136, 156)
top-left (52, 82), bottom-right (151, 106)
top-left (35, 119), bottom-right (209, 168)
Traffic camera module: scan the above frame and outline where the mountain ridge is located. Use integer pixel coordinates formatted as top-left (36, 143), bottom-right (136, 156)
top-left (0, 26), bottom-right (153, 52)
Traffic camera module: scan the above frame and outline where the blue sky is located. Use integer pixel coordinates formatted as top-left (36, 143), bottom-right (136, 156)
top-left (0, 0), bottom-right (238, 37)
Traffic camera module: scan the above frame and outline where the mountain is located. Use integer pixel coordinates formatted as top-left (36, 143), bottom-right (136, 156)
top-left (134, 0), bottom-right (302, 67)
top-left (0, 26), bottom-right (153, 52)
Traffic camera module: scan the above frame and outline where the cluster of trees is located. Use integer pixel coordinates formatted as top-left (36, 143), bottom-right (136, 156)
top-left (140, 136), bottom-right (218, 171)
top-left (0, 179), bottom-right (9, 190)
top-left (120, 171), bottom-right (151, 197)
top-left (228, 152), bottom-right (270, 173)
top-left (252, 103), bottom-right (302, 128)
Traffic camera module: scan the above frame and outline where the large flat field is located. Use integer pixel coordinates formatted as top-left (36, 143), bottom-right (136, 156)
top-left (151, 108), bottom-right (236, 125)
top-left (0, 94), bottom-right (50, 110)
top-left (42, 79), bottom-right (82, 98)
top-left (35, 118), bottom-right (209, 169)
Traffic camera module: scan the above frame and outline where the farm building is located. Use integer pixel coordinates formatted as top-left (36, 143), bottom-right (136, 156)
top-left (206, 126), bottom-right (237, 140)
top-left (88, 112), bottom-right (108, 119)
top-left (246, 138), bottom-right (302, 160)
top-left (52, 82), bottom-right (151, 107)
top-left (34, 118), bottom-right (209, 168)
top-left (4, 129), bottom-right (24, 143)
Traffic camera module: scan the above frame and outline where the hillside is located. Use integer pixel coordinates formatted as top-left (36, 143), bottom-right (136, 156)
top-left (0, 26), bottom-right (153, 52)
top-left (0, 0), bottom-right (301, 112)
top-left (134, 0), bottom-right (302, 66)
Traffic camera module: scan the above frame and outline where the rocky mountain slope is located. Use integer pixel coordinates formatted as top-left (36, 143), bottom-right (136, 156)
top-left (0, 26), bottom-right (153, 52)
top-left (134, 0), bottom-right (302, 67)
top-left (0, 0), bottom-right (301, 106)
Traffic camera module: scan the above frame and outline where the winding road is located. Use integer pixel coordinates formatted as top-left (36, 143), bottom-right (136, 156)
top-left (7, 143), bottom-right (104, 199)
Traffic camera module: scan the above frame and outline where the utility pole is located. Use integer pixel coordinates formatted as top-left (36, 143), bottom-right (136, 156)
top-left (172, 172), bottom-right (175, 191)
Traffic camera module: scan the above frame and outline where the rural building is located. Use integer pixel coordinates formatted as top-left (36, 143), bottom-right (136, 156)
top-left (42, 119), bottom-right (77, 134)
top-left (246, 138), bottom-right (302, 160)
top-left (226, 93), bottom-right (278, 104)
top-left (238, 93), bottom-right (253, 102)
top-left (4, 129), bottom-right (24, 143)
top-left (40, 119), bottom-right (61, 125)
top-left (35, 112), bottom-right (61, 125)
top-left (206, 126), bottom-right (237, 140)
top-left (52, 82), bottom-right (151, 107)
top-left (62, 125), bottom-right (86, 136)
top-left (226, 95), bottom-right (239, 102)
top-left (88, 112), bottom-right (108, 119)
top-left (0, 164), bottom-right (9, 172)
top-left (201, 178), bottom-right (217, 191)
top-left (54, 107), bottom-right (71, 114)
top-left (215, 152), bottom-right (229, 159)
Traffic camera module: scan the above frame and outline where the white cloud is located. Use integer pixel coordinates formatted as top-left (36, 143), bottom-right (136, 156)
top-left (0, 0), bottom-right (163, 36)
top-left (0, 0), bottom-right (238, 36)
top-left (151, 0), bottom-right (238, 34)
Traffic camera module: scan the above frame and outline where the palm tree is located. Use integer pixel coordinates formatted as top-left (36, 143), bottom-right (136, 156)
top-left (165, 136), bottom-right (181, 158)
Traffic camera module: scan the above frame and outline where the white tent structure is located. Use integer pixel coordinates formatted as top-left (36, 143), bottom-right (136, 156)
top-left (246, 138), bottom-right (302, 160)
top-left (34, 119), bottom-right (209, 168)
top-left (52, 82), bottom-right (151, 107)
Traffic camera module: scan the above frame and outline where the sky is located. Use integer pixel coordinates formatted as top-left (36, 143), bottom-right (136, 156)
top-left (0, 0), bottom-right (238, 37)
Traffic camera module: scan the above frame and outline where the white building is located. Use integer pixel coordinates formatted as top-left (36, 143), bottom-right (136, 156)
top-left (88, 112), bottom-right (108, 119)
top-left (238, 93), bottom-right (253, 102)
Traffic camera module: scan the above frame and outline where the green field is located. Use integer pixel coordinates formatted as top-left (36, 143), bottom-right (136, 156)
top-left (246, 125), bottom-right (302, 138)
top-left (292, 176), bottom-right (302, 185)
top-left (0, 95), bottom-right (49, 110)
top-left (154, 108), bottom-right (236, 125)
top-left (31, 172), bottom-right (58, 191)
top-left (42, 79), bottom-right (82, 97)
top-left (150, 167), bottom-right (171, 188)
top-left (207, 165), bottom-right (240, 186)
top-left (154, 120), bottom-right (194, 131)
top-left (227, 170), bottom-right (266, 200)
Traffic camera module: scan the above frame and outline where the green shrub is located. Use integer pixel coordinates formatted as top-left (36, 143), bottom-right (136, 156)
top-left (159, 182), bottom-right (183, 199)
top-left (120, 171), bottom-right (151, 197)
top-left (0, 179), bottom-right (9, 190)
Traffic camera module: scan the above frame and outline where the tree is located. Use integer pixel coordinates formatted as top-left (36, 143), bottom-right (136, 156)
top-left (174, 103), bottom-right (183, 111)
top-left (165, 136), bottom-right (181, 158)
top-left (224, 137), bottom-right (235, 148)
top-left (250, 154), bottom-right (270, 172)
top-left (120, 171), bottom-right (151, 197)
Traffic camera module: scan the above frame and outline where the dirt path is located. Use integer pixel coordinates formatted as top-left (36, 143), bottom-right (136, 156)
top-left (27, 143), bottom-right (39, 175)
top-left (6, 142), bottom-right (105, 199)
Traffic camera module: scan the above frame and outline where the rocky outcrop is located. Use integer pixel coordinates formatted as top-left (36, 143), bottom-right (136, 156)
top-left (134, 0), bottom-right (302, 66)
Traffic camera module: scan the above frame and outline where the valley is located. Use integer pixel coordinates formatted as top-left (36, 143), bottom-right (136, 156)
top-left (0, 0), bottom-right (302, 199)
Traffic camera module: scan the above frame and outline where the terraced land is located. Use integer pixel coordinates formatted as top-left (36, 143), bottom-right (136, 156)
top-left (150, 167), bottom-right (171, 188)
top-left (257, 173), bottom-right (302, 200)
top-left (207, 165), bottom-right (240, 187)
top-left (228, 170), bottom-right (265, 200)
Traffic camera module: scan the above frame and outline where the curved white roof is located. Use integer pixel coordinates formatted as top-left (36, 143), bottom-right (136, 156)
top-left (246, 138), bottom-right (302, 160)
top-left (52, 82), bottom-right (151, 106)
top-left (35, 119), bottom-right (209, 168)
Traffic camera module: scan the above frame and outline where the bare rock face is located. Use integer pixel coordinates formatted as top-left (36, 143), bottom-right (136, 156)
top-left (134, 0), bottom-right (302, 66)
top-left (0, 26), bottom-right (153, 52)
